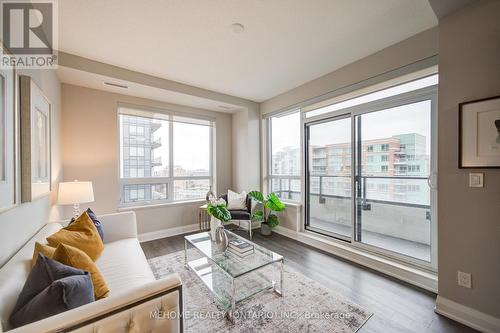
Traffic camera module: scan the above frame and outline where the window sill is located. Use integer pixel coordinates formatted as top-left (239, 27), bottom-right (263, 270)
top-left (274, 225), bottom-right (438, 292)
top-left (282, 201), bottom-right (302, 208)
top-left (118, 199), bottom-right (206, 211)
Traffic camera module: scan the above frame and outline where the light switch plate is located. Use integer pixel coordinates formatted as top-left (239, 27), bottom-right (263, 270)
top-left (469, 173), bottom-right (484, 188)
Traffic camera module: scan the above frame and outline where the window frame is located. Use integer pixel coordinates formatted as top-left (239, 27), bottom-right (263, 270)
top-left (117, 105), bottom-right (214, 207)
top-left (303, 77), bottom-right (438, 271)
top-left (266, 109), bottom-right (302, 203)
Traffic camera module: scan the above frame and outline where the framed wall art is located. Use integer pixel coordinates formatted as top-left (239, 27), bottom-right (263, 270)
top-left (0, 44), bottom-right (16, 211)
top-left (20, 75), bottom-right (52, 202)
top-left (459, 95), bottom-right (500, 168)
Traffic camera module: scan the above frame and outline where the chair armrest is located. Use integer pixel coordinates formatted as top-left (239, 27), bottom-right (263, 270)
top-left (9, 274), bottom-right (182, 333)
top-left (99, 211), bottom-right (138, 243)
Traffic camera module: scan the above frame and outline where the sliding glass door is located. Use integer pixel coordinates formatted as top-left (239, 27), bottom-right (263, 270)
top-left (305, 116), bottom-right (352, 240)
top-left (354, 99), bottom-right (433, 262)
top-left (304, 74), bottom-right (438, 268)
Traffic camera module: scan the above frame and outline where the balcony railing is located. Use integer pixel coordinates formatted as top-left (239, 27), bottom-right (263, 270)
top-left (274, 174), bottom-right (430, 210)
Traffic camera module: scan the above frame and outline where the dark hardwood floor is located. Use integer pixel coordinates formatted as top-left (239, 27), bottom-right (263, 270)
top-left (141, 228), bottom-right (476, 333)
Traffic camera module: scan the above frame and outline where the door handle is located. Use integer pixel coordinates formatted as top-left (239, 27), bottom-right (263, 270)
top-left (427, 173), bottom-right (437, 189)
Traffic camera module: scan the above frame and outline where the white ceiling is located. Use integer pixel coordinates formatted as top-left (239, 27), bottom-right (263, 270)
top-left (58, 0), bottom-right (437, 102)
top-left (57, 67), bottom-right (243, 112)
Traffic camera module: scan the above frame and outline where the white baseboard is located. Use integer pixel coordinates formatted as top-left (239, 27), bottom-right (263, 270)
top-left (274, 225), bottom-right (438, 292)
top-left (138, 223), bottom-right (199, 242)
top-left (435, 296), bottom-right (500, 333)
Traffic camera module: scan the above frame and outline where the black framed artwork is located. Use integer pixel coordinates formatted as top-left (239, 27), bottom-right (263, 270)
top-left (459, 95), bottom-right (500, 168)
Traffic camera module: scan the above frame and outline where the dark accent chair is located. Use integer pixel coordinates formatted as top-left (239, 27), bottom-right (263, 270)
top-left (220, 194), bottom-right (253, 239)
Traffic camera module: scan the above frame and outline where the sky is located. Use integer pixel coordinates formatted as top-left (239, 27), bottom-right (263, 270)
top-left (272, 75), bottom-right (437, 155)
top-left (153, 121), bottom-right (210, 173)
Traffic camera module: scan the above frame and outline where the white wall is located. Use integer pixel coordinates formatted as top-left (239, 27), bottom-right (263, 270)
top-left (0, 69), bottom-right (62, 267)
top-left (61, 84), bottom-right (232, 234)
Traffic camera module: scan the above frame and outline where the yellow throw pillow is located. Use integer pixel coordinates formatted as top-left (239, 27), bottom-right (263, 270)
top-left (31, 242), bottom-right (56, 267)
top-left (53, 243), bottom-right (109, 300)
top-left (47, 212), bottom-right (104, 261)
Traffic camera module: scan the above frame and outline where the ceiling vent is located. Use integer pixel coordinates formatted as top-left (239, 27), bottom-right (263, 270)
top-left (103, 81), bottom-right (128, 89)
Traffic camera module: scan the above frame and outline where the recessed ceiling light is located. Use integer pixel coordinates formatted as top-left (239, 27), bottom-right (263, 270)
top-left (231, 23), bottom-right (245, 34)
top-left (103, 81), bottom-right (128, 89)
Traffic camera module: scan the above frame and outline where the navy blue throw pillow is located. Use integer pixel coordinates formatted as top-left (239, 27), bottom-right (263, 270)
top-left (9, 274), bottom-right (94, 328)
top-left (70, 208), bottom-right (104, 241)
top-left (10, 254), bottom-right (87, 316)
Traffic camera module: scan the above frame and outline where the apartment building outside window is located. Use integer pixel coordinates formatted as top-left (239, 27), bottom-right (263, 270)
top-left (267, 110), bottom-right (301, 202)
top-left (118, 106), bottom-right (213, 206)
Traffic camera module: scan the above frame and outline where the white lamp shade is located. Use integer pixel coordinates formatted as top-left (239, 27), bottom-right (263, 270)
top-left (57, 181), bottom-right (94, 205)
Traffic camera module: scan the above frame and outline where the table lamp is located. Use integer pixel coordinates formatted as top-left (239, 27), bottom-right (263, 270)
top-left (57, 180), bottom-right (94, 218)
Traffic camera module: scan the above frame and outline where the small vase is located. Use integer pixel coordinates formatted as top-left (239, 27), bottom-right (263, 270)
top-left (210, 216), bottom-right (221, 240)
top-left (215, 225), bottom-right (229, 251)
top-left (206, 186), bottom-right (215, 202)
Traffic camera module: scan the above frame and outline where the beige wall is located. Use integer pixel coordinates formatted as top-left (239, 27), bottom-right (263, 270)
top-left (260, 27), bottom-right (438, 115)
top-left (0, 69), bottom-right (62, 267)
top-left (231, 110), bottom-right (248, 192)
top-left (437, 0), bottom-right (500, 318)
top-left (61, 84), bottom-right (232, 234)
top-left (231, 107), bottom-right (262, 193)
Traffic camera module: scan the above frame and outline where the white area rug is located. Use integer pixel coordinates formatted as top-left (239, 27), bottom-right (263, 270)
top-left (148, 250), bottom-right (372, 332)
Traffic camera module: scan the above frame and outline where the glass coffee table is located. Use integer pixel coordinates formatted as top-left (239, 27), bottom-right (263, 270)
top-left (184, 231), bottom-right (284, 323)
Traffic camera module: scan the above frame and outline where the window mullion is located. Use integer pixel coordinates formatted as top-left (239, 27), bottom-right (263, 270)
top-left (168, 116), bottom-right (174, 202)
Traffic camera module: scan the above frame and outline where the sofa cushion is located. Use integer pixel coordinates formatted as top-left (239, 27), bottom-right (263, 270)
top-left (227, 190), bottom-right (247, 210)
top-left (31, 242), bottom-right (56, 267)
top-left (53, 244), bottom-right (109, 300)
top-left (11, 254), bottom-right (88, 316)
top-left (96, 238), bottom-right (155, 294)
top-left (70, 208), bottom-right (104, 241)
top-left (0, 223), bottom-right (63, 331)
top-left (47, 212), bottom-right (104, 261)
top-left (9, 274), bottom-right (94, 329)
top-left (229, 209), bottom-right (251, 220)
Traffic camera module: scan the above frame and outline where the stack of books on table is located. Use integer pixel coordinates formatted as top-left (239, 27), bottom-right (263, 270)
top-left (227, 239), bottom-right (254, 257)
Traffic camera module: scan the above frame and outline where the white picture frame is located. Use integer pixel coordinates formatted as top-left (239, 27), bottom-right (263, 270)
top-left (460, 96), bottom-right (500, 168)
top-left (20, 75), bottom-right (52, 202)
top-left (0, 45), bottom-right (16, 211)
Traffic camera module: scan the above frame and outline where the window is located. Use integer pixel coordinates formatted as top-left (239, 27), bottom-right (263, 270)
top-left (381, 165), bottom-right (389, 172)
top-left (268, 110), bottom-right (301, 201)
top-left (367, 145), bottom-right (373, 152)
top-left (381, 144), bottom-right (389, 152)
top-left (119, 107), bottom-right (213, 206)
top-left (381, 155), bottom-right (389, 162)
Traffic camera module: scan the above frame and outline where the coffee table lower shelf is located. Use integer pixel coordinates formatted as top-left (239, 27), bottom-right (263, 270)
top-left (184, 252), bottom-right (284, 323)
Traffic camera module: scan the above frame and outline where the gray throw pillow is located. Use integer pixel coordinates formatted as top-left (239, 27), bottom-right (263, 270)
top-left (9, 274), bottom-right (94, 328)
top-left (11, 254), bottom-right (86, 315)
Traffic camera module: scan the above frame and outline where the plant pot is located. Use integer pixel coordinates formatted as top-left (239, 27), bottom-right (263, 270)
top-left (260, 222), bottom-right (272, 236)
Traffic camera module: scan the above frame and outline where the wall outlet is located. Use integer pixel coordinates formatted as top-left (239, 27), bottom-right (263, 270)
top-left (458, 271), bottom-right (472, 288)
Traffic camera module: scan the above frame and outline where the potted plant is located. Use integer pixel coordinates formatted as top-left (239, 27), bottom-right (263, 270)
top-left (248, 191), bottom-right (286, 236)
top-left (207, 197), bottom-right (231, 249)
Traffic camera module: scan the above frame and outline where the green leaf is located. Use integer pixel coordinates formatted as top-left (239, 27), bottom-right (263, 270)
top-left (248, 190), bottom-right (264, 203)
top-left (251, 210), bottom-right (264, 221)
top-left (267, 214), bottom-right (279, 228)
top-left (207, 205), bottom-right (231, 222)
top-left (265, 192), bottom-right (285, 212)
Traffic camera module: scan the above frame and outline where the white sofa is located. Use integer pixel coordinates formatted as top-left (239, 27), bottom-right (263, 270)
top-left (0, 212), bottom-right (183, 332)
